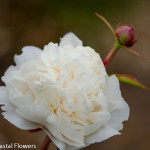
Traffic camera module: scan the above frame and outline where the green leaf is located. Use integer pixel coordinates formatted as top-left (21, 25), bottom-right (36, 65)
top-left (112, 74), bottom-right (149, 91)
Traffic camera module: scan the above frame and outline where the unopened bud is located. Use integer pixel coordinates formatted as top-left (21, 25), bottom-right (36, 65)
top-left (116, 26), bottom-right (135, 47)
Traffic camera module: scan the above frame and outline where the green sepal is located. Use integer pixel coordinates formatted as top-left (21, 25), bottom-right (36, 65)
top-left (110, 74), bottom-right (150, 91)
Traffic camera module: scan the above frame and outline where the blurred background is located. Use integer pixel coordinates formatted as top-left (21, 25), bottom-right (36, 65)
top-left (0, 0), bottom-right (150, 149)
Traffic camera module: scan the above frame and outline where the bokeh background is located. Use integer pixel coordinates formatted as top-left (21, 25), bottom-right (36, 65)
top-left (0, 0), bottom-right (150, 150)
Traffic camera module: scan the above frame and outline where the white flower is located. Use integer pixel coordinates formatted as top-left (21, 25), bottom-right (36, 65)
top-left (0, 33), bottom-right (129, 150)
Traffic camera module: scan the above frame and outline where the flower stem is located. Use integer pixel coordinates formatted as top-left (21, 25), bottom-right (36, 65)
top-left (40, 135), bottom-right (51, 150)
top-left (103, 42), bottom-right (121, 68)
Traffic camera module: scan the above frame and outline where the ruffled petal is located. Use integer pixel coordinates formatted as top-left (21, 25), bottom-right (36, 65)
top-left (2, 112), bottom-right (40, 130)
top-left (0, 87), bottom-right (39, 130)
top-left (85, 126), bottom-right (120, 144)
top-left (46, 116), bottom-right (84, 147)
top-left (14, 46), bottom-right (41, 66)
top-left (104, 75), bottom-right (125, 112)
top-left (0, 86), bottom-right (15, 112)
top-left (4, 65), bottom-right (19, 76)
top-left (104, 75), bottom-right (129, 130)
top-left (108, 100), bottom-right (129, 130)
top-left (84, 123), bottom-right (102, 136)
top-left (59, 32), bottom-right (83, 48)
top-left (57, 119), bottom-right (84, 146)
top-left (0, 86), bottom-right (8, 104)
top-left (65, 144), bottom-right (78, 150)
top-left (42, 42), bottom-right (60, 64)
top-left (44, 129), bottom-right (66, 150)
top-left (16, 105), bottom-right (50, 124)
top-left (10, 95), bottom-right (34, 108)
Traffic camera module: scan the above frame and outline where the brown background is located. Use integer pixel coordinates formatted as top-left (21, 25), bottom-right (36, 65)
top-left (0, 0), bottom-right (150, 150)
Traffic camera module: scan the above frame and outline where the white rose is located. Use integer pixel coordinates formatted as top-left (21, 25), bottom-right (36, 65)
top-left (0, 33), bottom-right (129, 150)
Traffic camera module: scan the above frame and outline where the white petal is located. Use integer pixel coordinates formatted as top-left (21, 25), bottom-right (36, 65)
top-left (0, 87), bottom-right (39, 130)
top-left (0, 87), bottom-right (16, 112)
top-left (14, 46), bottom-right (41, 66)
top-left (46, 115), bottom-right (65, 143)
top-left (16, 105), bottom-right (50, 124)
top-left (65, 143), bottom-right (90, 150)
top-left (59, 32), bottom-right (83, 47)
top-left (4, 65), bottom-right (19, 76)
top-left (42, 42), bottom-right (60, 64)
top-left (65, 144), bottom-right (78, 150)
top-left (2, 112), bottom-right (39, 130)
top-left (84, 111), bottom-right (110, 136)
top-left (85, 126), bottom-right (120, 144)
top-left (0, 86), bottom-right (8, 104)
top-left (1, 101), bottom-right (15, 112)
top-left (10, 95), bottom-right (34, 108)
top-left (44, 129), bottom-right (66, 150)
top-left (20, 60), bottom-right (39, 75)
top-left (104, 75), bottom-right (124, 112)
top-left (57, 119), bottom-right (84, 145)
top-left (84, 123), bottom-right (102, 136)
top-left (46, 116), bottom-right (84, 147)
top-left (3, 75), bottom-right (28, 96)
top-left (108, 100), bottom-right (129, 130)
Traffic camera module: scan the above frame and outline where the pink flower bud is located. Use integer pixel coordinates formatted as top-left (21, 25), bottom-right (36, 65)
top-left (116, 26), bottom-right (135, 47)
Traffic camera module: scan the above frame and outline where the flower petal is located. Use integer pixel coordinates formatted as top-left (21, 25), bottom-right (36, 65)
top-left (0, 86), bottom-right (8, 104)
top-left (0, 87), bottom-right (39, 130)
top-left (104, 75), bottom-right (125, 112)
top-left (57, 119), bottom-right (84, 146)
top-left (108, 100), bottom-right (129, 130)
top-left (84, 123), bottom-right (102, 136)
top-left (2, 112), bottom-right (40, 130)
top-left (14, 46), bottom-right (41, 66)
top-left (46, 116), bottom-right (84, 147)
top-left (16, 105), bottom-right (50, 124)
top-left (0, 87), bottom-right (15, 112)
top-left (42, 42), bottom-right (60, 63)
top-left (85, 126), bottom-right (120, 144)
top-left (84, 111), bottom-right (110, 136)
top-left (46, 115), bottom-right (65, 143)
top-left (4, 65), bottom-right (19, 76)
top-left (59, 32), bottom-right (83, 47)
top-left (10, 95), bottom-right (34, 108)
top-left (44, 129), bottom-right (66, 150)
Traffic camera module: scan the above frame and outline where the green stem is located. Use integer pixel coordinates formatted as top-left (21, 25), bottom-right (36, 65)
top-left (103, 42), bottom-right (121, 68)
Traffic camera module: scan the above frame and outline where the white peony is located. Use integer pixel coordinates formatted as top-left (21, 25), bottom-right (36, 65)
top-left (0, 33), bottom-right (129, 150)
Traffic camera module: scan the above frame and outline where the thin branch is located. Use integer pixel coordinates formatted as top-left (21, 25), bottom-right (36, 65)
top-left (95, 13), bottom-right (115, 37)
